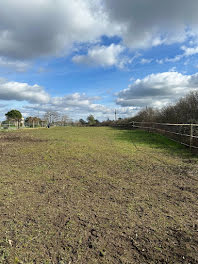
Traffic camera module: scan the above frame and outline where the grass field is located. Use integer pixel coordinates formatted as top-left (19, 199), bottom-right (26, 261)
top-left (0, 127), bottom-right (198, 264)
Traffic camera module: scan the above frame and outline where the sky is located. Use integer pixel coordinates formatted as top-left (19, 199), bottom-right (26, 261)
top-left (1, 0), bottom-right (198, 121)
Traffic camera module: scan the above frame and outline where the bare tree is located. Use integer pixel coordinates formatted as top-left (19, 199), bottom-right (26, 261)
top-left (43, 111), bottom-right (60, 124)
top-left (129, 91), bottom-right (198, 124)
top-left (61, 115), bottom-right (69, 126)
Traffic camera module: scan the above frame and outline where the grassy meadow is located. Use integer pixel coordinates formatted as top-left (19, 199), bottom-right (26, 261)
top-left (0, 127), bottom-right (197, 264)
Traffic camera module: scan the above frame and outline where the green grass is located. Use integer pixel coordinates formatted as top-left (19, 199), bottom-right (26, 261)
top-left (0, 127), bottom-right (197, 264)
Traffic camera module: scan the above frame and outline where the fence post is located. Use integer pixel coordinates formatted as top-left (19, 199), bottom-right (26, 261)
top-left (190, 124), bottom-right (193, 150)
top-left (152, 122), bottom-right (154, 132)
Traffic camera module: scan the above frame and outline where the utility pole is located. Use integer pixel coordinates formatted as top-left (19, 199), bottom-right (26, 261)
top-left (115, 109), bottom-right (117, 121)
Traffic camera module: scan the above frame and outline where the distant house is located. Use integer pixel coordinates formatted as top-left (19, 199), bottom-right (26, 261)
top-left (20, 117), bottom-right (25, 127)
top-left (13, 117), bottom-right (25, 127)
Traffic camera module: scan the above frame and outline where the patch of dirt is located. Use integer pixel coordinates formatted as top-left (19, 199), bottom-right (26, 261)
top-left (0, 127), bottom-right (198, 263)
top-left (0, 133), bottom-right (48, 143)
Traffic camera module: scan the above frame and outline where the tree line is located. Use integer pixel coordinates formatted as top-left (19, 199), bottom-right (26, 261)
top-left (111, 91), bottom-right (198, 126)
top-left (1, 110), bottom-right (100, 128)
top-left (1, 110), bottom-right (72, 128)
top-left (2, 91), bottom-right (198, 128)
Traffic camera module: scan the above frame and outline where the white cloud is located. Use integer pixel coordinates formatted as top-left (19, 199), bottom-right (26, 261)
top-left (0, 76), bottom-right (141, 121)
top-left (0, 76), bottom-right (136, 120)
top-left (1, 0), bottom-right (198, 63)
top-left (72, 44), bottom-right (128, 68)
top-left (24, 92), bottom-right (114, 121)
top-left (0, 0), bottom-right (115, 60)
top-left (156, 44), bottom-right (198, 64)
top-left (103, 0), bottom-right (198, 49)
top-left (26, 97), bottom-right (136, 121)
top-left (38, 93), bottom-right (112, 114)
top-left (181, 45), bottom-right (198, 56)
top-left (0, 78), bottom-right (50, 103)
top-left (140, 58), bottom-right (152, 64)
top-left (169, 67), bottom-right (177, 72)
top-left (0, 57), bottom-right (29, 72)
top-left (117, 71), bottom-right (198, 108)
top-left (156, 59), bottom-right (164, 64)
top-left (165, 55), bottom-right (183, 63)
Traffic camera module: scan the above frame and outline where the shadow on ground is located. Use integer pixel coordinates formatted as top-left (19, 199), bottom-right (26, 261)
top-left (112, 127), bottom-right (193, 155)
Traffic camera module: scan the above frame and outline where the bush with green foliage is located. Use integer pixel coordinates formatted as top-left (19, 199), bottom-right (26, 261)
top-left (87, 115), bottom-right (96, 126)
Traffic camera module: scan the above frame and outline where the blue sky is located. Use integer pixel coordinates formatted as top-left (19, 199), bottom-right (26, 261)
top-left (1, 0), bottom-right (198, 121)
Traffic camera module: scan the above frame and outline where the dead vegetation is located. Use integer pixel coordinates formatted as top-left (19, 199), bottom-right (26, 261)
top-left (0, 127), bottom-right (197, 264)
top-left (0, 133), bottom-right (47, 143)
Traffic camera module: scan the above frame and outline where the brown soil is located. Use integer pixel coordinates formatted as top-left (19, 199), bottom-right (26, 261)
top-left (0, 127), bottom-right (197, 264)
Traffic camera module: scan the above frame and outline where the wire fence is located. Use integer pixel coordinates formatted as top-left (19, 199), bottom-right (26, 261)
top-left (0, 123), bottom-right (41, 130)
top-left (114, 121), bottom-right (198, 150)
top-left (0, 123), bottom-right (18, 130)
top-left (1, 121), bottom-right (198, 150)
top-left (0, 123), bottom-right (67, 130)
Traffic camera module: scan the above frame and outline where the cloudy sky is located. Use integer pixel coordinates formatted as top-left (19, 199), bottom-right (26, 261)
top-left (1, 0), bottom-right (198, 121)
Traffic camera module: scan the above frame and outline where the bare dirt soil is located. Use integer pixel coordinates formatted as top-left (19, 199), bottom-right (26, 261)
top-left (0, 127), bottom-right (197, 264)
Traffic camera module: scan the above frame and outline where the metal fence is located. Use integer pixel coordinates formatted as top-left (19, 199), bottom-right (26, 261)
top-left (0, 124), bottom-right (35, 130)
top-left (115, 121), bottom-right (198, 150)
top-left (0, 123), bottom-right (18, 130)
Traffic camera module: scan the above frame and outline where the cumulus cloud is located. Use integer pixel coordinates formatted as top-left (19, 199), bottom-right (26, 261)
top-left (0, 78), bottom-right (50, 103)
top-left (26, 93), bottom-right (136, 121)
top-left (1, 0), bottom-right (198, 63)
top-left (117, 72), bottom-right (198, 108)
top-left (24, 92), bottom-right (114, 121)
top-left (181, 45), bottom-right (198, 56)
top-left (103, 0), bottom-right (198, 49)
top-left (72, 44), bottom-right (129, 68)
top-left (0, 76), bottom-right (135, 120)
top-left (0, 0), bottom-right (115, 60)
top-left (0, 75), bottom-right (137, 120)
top-left (30, 93), bottom-right (111, 114)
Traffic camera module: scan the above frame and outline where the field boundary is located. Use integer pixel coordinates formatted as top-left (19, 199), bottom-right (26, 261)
top-left (114, 121), bottom-right (198, 150)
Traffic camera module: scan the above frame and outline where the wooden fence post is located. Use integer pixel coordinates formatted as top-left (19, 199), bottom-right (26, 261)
top-left (190, 124), bottom-right (193, 150)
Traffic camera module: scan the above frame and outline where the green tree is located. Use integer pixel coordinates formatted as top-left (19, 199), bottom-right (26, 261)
top-left (95, 119), bottom-right (100, 126)
top-left (5, 110), bottom-right (22, 129)
top-left (79, 119), bottom-right (86, 125)
top-left (87, 115), bottom-right (96, 126)
top-left (25, 116), bottom-right (41, 127)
